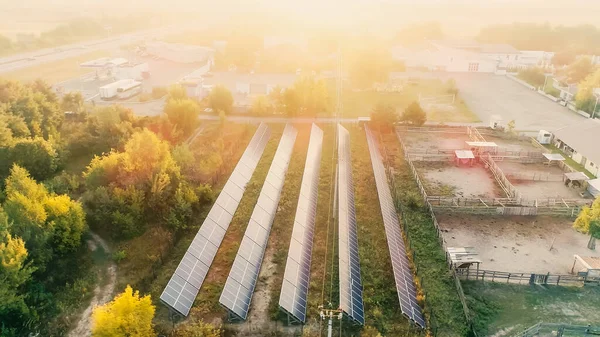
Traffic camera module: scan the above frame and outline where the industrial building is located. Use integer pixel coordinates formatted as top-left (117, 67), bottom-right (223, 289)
top-left (553, 120), bottom-right (600, 177)
top-left (99, 79), bottom-right (142, 100)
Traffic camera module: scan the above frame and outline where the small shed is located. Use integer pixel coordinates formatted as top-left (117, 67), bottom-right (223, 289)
top-left (571, 255), bottom-right (600, 276)
top-left (563, 171), bottom-right (589, 188)
top-left (588, 179), bottom-right (600, 198)
top-left (455, 150), bottom-right (475, 166)
top-left (447, 247), bottom-right (482, 270)
top-left (542, 152), bottom-right (565, 166)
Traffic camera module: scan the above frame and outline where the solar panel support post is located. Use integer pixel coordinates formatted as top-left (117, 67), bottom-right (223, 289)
top-left (167, 306), bottom-right (183, 329)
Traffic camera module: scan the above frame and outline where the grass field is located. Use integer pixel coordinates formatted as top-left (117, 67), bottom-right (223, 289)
top-left (463, 281), bottom-right (600, 337)
top-left (0, 50), bottom-right (109, 84)
top-left (334, 79), bottom-right (480, 123)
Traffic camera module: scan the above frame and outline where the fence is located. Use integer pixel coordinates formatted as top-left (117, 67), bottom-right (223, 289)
top-left (519, 323), bottom-right (600, 337)
top-left (456, 269), bottom-right (591, 287)
top-left (483, 153), bottom-right (521, 199)
top-left (467, 126), bottom-right (487, 143)
top-left (392, 132), bottom-right (473, 335)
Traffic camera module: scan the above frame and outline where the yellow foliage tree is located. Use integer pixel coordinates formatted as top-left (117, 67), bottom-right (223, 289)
top-left (92, 285), bottom-right (155, 337)
top-left (573, 197), bottom-right (600, 233)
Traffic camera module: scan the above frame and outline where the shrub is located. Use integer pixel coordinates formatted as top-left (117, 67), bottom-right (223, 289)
top-left (151, 86), bottom-right (168, 99)
top-left (112, 250), bottom-right (127, 263)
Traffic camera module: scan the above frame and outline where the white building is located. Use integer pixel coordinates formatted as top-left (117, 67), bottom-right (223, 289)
top-left (145, 42), bottom-right (215, 64)
top-left (99, 79), bottom-right (142, 100)
top-left (114, 62), bottom-right (149, 81)
top-left (553, 120), bottom-right (600, 177)
top-left (518, 51), bottom-right (555, 68)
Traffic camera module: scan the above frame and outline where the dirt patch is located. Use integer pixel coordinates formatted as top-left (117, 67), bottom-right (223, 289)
top-left (485, 135), bottom-right (542, 153)
top-left (69, 232), bottom-right (116, 337)
top-left (417, 162), bottom-right (502, 198)
top-left (437, 214), bottom-right (600, 274)
top-left (401, 131), bottom-right (471, 152)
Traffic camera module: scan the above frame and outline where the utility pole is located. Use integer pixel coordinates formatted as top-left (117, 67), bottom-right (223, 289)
top-left (319, 305), bottom-right (343, 337)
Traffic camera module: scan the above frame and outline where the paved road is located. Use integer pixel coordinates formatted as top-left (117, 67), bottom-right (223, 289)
top-left (449, 73), bottom-right (586, 132)
top-left (0, 25), bottom-right (184, 74)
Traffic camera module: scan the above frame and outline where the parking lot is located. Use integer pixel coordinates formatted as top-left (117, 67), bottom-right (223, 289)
top-left (451, 74), bottom-right (586, 132)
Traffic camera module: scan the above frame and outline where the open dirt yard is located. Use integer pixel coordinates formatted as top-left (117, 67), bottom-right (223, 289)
top-left (400, 131), bottom-right (471, 152)
top-left (416, 162), bottom-right (503, 198)
top-left (497, 161), bottom-right (588, 200)
top-left (437, 214), bottom-right (600, 274)
top-left (484, 134), bottom-right (542, 154)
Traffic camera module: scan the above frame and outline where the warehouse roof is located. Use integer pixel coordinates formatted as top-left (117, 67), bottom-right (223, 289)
top-left (553, 120), bottom-right (600, 166)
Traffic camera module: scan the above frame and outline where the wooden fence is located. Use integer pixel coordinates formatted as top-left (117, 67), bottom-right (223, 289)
top-left (456, 269), bottom-right (592, 287)
top-left (483, 153), bottom-right (520, 199)
top-left (519, 323), bottom-right (600, 337)
top-left (467, 126), bottom-right (487, 143)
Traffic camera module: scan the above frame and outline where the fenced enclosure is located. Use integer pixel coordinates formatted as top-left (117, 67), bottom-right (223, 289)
top-left (518, 323), bottom-right (600, 337)
top-left (397, 127), bottom-right (590, 217)
top-left (456, 268), bottom-right (596, 287)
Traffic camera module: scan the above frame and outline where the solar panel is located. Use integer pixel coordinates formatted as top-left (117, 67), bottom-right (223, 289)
top-left (337, 124), bottom-right (365, 326)
top-left (160, 123), bottom-right (271, 316)
top-left (278, 124), bottom-right (324, 323)
top-left (219, 124), bottom-right (298, 321)
top-left (364, 126), bottom-right (426, 328)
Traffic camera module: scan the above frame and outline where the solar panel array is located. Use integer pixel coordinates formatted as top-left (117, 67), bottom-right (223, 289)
top-left (364, 126), bottom-right (426, 328)
top-left (278, 124), bottom-right (324, 323)
top-left (160, 123), bottom-right (271, 316)
top-left (220, 124), bottom-right (298, 321)
top-left (337, 124), bottom-right (365, 326)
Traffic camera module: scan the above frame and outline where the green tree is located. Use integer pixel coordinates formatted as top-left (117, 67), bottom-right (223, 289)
top-left (92, 285), bottom-right (155, 337)
top-left (370, 103), bottom-right (398, 133)
top-left (517, 67), bottom-right (546, 88)
top-left (61, 92), bottom-right (86, 118)
top-left (8, 137), bottom-right (59, 181)
top-left (293, 76), bottom-right (331, 116)
top-left (283, 87), bottom-right (300, 117)
top-left (207, 85), bottom-right (234, 115)
top-left (164, 98), bottom-right (200, 139)
top-left (251, 95), bottom-right (272, 116)
top-left (588, 220), bottom-right (600, 250)
top-left (168, 84), bottom-right (188, 101)
top-left (401, 101), bottom-right (427, 126)
top-left (44, 195), bottom-right (86, 254)
top-left (349, 48), bottom-right (393, 88)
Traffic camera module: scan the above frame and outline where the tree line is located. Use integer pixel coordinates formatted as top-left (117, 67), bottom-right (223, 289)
top-left (0, 80), bottom-right (231, 335)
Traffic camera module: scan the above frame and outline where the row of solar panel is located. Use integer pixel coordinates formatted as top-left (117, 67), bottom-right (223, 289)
top-left (364, 126), bottom-right (426, 328)
top-left (219, 124), bottom-right (298, 320)
top-left (278, 124), bottom-right (324, 323)
top-left (160, 123), bottom-right (271, 316)
top-left (337, 124), bottom-right (365, 325)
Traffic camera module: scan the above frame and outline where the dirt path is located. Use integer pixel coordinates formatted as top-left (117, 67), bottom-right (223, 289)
top-left (68, 232), bottom-right (117, 337)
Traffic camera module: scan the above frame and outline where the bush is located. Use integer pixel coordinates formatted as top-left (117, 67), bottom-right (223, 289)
top-left (151, 86), bottom-right (168, 99)
top-left (517, 67), bottom-right (545, 88)
top-left (401, 101), bottom-right (427, 126)
top-left (112, 250), bottom-right (127, 263)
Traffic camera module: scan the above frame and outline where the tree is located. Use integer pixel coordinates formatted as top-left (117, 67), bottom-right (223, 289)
top-left (251, 95), bottom-right (272, 116)
top-left (293, 76), bottom-right (331, 116)
top-left (349, 48), bottom-right (393, 88)
top-left (207, 85), bottom-right (233, 115)
top-left (401, 101), bottom-right (427, 126)
top-left (575, 68), bottom-right (600, 113)
top-left (164, 98), bottom-right (200, 139)
top-left (574, 198), bottom-right (600, 249)
top-left (92, 285), bottom-right (155, 337)
top-left (517, 67), bottom-right (546, 88)
top-left (561, 56), bottom-right (596, 84)
top-left (168, 84), bottom-right (188, 101)
top-left (61, 92), bottom-right (86, 118)
top-left (552, 52), bottom-right (576, 67)
top-left (283, 87), bottom-right (300, 117)
top-left (0, 210), bottom-right (33, 326)
top-left (44, 194), bottom-right (86, 254)
top-left (370, 103), bottom-right (398, 132)
top-left (7, 137), bottom-right (59, 181)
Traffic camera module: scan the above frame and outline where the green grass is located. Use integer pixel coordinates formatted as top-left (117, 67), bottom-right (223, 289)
top-left (543, 77), bottom-right (561, 98)
top-left (381, 130), bottom-right (469, 337)
top-left (463, 281), bottom-right (600, 336)
top-left (544, 144), bottom-right (596, 178)
top-left (332, 79), bottom-right (480, 123)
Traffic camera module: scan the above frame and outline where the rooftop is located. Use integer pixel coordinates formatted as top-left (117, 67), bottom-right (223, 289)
top-left (553, 120), bottom-right (600, 166)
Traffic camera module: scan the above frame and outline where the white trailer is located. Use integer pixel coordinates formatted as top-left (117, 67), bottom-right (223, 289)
top-left (99, 79), bottom-right (141, 100)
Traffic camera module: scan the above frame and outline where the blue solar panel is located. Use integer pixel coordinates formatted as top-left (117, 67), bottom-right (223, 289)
top-left (160, 123), bottom-right (271, 316)
top-left (337, 124), bottom-right (365, 325)
top-left (364, 126), bottom-right (426, 328)
top-left (220, 124), bottom-right (298, 320)
top-left (279, 124), bottom-right (323, 323)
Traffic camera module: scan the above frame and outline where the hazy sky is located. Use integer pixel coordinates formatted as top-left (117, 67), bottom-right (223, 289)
top-left (2, 0), bottom-right (600, 37)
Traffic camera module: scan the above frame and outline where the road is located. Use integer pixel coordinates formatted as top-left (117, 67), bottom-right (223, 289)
top-left (0, 25), bottom-right (185, 74)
